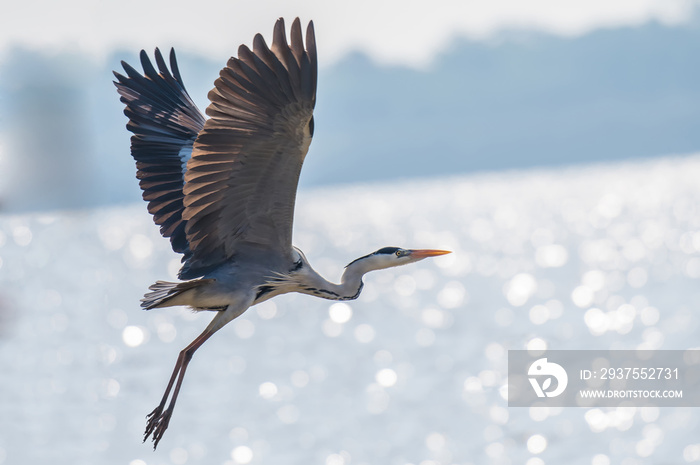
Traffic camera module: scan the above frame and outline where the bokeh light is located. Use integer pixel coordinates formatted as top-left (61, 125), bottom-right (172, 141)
top-left (4, 155), bottom-right (700, 463)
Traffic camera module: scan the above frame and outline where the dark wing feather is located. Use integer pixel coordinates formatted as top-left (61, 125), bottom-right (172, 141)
top-left (113, 49), bottom-right (206, 258)
top-left (179, 18), bottom-right (317, 279)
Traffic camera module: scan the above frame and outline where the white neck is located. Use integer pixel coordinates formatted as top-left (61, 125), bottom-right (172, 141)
top-left (297, 260), bottom-right (368, 301)
top-left (259, 252), bottom-right (396, 303)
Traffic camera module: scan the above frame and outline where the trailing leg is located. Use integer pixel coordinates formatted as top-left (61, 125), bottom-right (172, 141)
top-left (142, 301), bottom-right (251, 449)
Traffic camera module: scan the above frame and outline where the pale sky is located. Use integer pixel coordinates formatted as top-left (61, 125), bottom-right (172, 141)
top-left (2, 0), bottom-right (698, 67)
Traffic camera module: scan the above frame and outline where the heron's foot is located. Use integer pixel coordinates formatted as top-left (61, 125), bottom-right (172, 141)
top-left (143, 405), bottom-right (172, 450)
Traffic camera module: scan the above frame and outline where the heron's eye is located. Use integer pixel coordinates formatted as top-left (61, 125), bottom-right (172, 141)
top-left (395, 250), bottom-right (402, 257)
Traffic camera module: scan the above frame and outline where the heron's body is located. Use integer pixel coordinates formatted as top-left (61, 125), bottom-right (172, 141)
top-left (145, 246), bottom-right (368, 311)
top-left (114, 18), bottom-right (449, 449)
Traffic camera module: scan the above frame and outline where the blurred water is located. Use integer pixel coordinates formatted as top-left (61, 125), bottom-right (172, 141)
top-left (1, 155), bottom-right (700, 465)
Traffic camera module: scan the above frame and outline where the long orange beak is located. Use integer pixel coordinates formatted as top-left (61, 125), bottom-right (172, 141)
top-left (408, 249), bottom-right (452, 259)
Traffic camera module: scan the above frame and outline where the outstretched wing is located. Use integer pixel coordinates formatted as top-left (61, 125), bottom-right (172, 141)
top-left (113, 49), bottom-right (206, 260)
top-left (179, 17), bottom-right (317, 279)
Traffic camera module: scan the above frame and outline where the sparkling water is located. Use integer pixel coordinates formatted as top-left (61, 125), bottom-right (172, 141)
top-left (1, 155), bottom-right (699, 465)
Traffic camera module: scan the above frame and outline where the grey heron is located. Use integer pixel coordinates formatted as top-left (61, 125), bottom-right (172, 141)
top-left (114, 17), bottom-right (450, 449)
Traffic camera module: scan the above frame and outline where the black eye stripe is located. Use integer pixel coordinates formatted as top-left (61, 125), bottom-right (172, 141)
top-left (375, 247), bottom-right (400, 255)
top-left (345, 247), bottom-right (402, 268)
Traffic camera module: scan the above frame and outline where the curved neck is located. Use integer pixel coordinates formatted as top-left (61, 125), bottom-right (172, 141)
top-left (338, 263), bottom-right (366, 299)
top-left (299, 260), bottom-right (368, 301)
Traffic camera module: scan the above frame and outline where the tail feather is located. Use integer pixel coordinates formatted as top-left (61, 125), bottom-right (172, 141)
top-left (141, 279), bottom-right (214, 309)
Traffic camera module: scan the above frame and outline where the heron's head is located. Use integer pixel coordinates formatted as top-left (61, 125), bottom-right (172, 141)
top-left (346, 247), bottom-right (451, 273)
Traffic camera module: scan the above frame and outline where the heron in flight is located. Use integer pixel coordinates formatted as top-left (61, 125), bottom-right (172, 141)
top-left (114, 17), bottom-right (450, 449)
